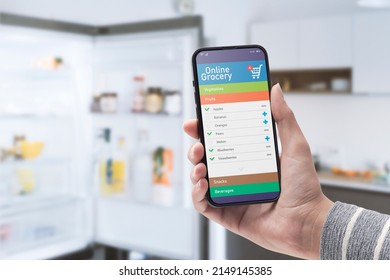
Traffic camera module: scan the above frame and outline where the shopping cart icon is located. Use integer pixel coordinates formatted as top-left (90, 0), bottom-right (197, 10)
top-left (250, 64), bottom-right (262, 79)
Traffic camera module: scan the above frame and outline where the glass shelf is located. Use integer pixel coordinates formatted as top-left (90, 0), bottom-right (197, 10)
top-left (0, 114), bottom-right (73, 119)
top-left (93, 60), bottom-right (183, 72)
top-left (0, 67), bottom-right (73, 81)
top-left (0, 195), bottom-right (80, 217)
top-left (91, 112), bottom-right (182, 118)
top-left (0, 158), bottom-right (71, 168)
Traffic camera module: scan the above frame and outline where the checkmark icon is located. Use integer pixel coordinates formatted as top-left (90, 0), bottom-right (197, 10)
top-left (205, 107), bottom-right (210, 111)
top-left (207, 132), bottom-right (212, 136)
top-left (209, 148), bottom-right (214, 152)
top-left (209, 157), bottom-right (215, 161)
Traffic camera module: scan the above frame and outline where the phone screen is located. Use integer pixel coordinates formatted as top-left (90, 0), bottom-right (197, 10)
top-left (192, 45), bottom-right (281, 206)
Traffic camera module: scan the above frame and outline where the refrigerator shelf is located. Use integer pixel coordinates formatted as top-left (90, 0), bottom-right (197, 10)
top-left (91, 112), bottom-right (183, 118)
top-left (0, 195), bottom-right (82, 218)
top-left (0, 158), bottom-right (72, 168)
top-left (0, 158), bottom-right (71, 168)
top-left (0, 68), bottom-right (73, 81)
top-left (0, 114), bottom-right (74, 119)
top-left (93, 60), bottom-right (184, 72)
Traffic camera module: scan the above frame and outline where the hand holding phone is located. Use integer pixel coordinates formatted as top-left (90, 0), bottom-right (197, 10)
top-left (184, 82), bottom-right (334, 259)
top-left (192, 45), bottom-right (281, 207)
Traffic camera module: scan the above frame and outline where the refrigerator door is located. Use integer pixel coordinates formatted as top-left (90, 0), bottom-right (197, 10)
top-left (0, 25), bottom-right (93, 259)
top-left (91, 24), bottom-right (202, 259)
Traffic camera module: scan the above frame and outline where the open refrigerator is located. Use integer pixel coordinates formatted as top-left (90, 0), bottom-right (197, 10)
top-left (0, 16), bottom-right (203, 260)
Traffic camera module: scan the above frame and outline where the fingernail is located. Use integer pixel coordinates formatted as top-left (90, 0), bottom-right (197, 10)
top-left (275, 83), bottom-right (285, 99)
top-left (276, 82), bottom-right (282, 92)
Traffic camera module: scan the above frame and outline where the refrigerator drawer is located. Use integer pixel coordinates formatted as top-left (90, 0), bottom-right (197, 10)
top-left (0, 197), bottom-right (89, 259)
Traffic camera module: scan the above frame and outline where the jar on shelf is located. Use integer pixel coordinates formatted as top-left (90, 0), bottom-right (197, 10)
top-left (14, 135), bottom-right (26, 160)
top-left (145, 87), bottom-right (163, 114)
top-left (99, 92), bottom-right (118, 114)
top-left (131, 76), bottom-right (145, 113)
top-left (90, 95), bottom-right (101, 113)
top-left (163, 90), bottom-right (181, 115)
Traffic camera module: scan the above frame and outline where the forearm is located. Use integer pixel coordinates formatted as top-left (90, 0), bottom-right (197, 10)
top-left (321, 201), bottom-right (390, 260)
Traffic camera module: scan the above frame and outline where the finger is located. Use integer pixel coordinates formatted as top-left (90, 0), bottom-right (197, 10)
top-left (192, 178), bottom-right (213, 217)
top-left (270, 83), bottom-right (310, 155)
top-left (183, 119), bottom-right (199, 139)
top-left (192, 178), bottom-right (245, 232)
top-left (190, 163), bottom-right (207, 185)
top-left (187, 142), bottom-right (204, 165)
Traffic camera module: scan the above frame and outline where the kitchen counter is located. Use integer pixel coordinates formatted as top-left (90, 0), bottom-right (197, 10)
top-left (317, 171), bottom-right (390, 194)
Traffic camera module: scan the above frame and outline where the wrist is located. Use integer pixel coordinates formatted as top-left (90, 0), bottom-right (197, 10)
top-left (301, 196), bottom-right (334, 259)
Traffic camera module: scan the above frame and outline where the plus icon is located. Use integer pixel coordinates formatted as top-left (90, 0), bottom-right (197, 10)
top-left (262, 111), bottom-right (267, 117)
top-left (263, 119), bottom-right (268, 125)
top-left (265, 136), bottom-right (270, 141)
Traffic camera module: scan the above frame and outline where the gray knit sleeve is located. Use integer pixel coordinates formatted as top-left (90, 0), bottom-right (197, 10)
top-left (320, 201), bottom-right (390, 260)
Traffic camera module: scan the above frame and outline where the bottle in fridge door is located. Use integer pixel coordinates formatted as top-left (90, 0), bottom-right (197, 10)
top-left (152, 147), bottom-right (175, 206)
top-left (96, 128), bottom-right (128, 196)
top-left (112, 137), bottom-right (128, 194)
top-left (95, 128), bottom-right (112, 196)
top-left (133, 130), bottom-right (152, 203)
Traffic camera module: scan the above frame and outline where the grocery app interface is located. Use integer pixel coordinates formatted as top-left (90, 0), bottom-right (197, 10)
top-left (195, 48), bottom-right (280, 204)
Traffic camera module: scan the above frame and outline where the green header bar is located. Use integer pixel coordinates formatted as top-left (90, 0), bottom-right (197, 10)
top-left (210, 181), bottom-right (280, 198)
top-left (199, 81), bottom-right (268, 95)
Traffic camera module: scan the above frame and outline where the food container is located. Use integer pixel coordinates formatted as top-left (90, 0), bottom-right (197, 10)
top-left (164, 90), bottom-right (181, 115)
top-left (100, 92), bottom-right (118, 113)
top-left (131, 76), bottom-right (145, 113)
top-left (145, 87), bottom-right (163, 114)
top-left (90, 95), bottom-right (101, 113)
top-left (20, 141), bottom-right (44, 159)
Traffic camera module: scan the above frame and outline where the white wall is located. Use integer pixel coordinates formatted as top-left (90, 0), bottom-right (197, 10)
top-left (285, 94), bottom-right (390, 170)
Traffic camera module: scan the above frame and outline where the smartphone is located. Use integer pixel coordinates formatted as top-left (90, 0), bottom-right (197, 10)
top-left (192, 45), bottom-right (281, 207)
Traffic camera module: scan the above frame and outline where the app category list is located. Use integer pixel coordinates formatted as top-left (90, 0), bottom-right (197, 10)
top-left (197, 58), bottom-right (280, 203)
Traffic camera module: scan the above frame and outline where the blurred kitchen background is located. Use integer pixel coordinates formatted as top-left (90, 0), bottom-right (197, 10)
top-left (1, 0), bottom-right (390, 260)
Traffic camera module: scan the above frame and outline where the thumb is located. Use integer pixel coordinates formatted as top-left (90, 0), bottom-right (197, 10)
top-left (270, 83), bottom-right (311, 156)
